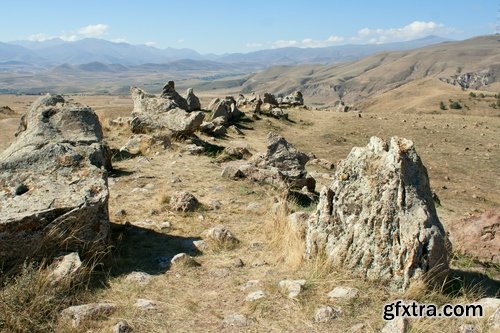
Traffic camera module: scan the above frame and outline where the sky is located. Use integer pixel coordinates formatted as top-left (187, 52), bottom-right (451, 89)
top-left (0, 0), bottom-right (497, 53)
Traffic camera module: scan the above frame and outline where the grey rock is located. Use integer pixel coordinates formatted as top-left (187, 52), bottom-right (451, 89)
top-left (263, 93), bottom-right (278, 106)
top-left (305, 137), bottom-right (449, 291)
top-left (160, 81), bottom-right (189, 111)
top-left (48, 252), bottom-right (82, 284)
top-left (203, 226), bottom-right (239, 246)
top-left (61, 302), bottom-right (116, 327)
top-left (314, 305), bottom-right (342, 323)
top-left (287, 212), bottom-right (310, 239)
top-left (221, 313), bottom-right (251, 327)
top-left (270, 107), bottom-right (288, 119)
top-left (381, 317), bottom-right (409, 333)
top-left (134, 298), bottom-right (158, 311)
top-left (171, 253), bottom-right (199, 267)
top-left (245, 290), bottom-right (266, 302)
top-left (112, 320), bottom-right (133, 333)
top-left (240, 280), bottom-right (261, 291)
top-left (170, 191), bottom-right (199, 212)
top-left (0, 94), bottom-right (111, 268)
top-left (124, 271), bottom-right (152, 285)
top-left (327, 286), bottom-right (359, 300)
top-left (488, 307), bottom-right (500, 330)
top-left (458, 324), bottom-right (477, 333)
top-left (221, 165), bottom-right (245, 179)
top-left (185, 88), bottom-right (201, 111)
top-left (130, 87), bottom-right (204, 136)
top-left (278, 279), bottom-right (306, 298)
top-left (280, 91), bottom-right (304, 107)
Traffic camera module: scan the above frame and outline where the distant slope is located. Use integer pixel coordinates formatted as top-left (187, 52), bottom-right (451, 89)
top-left (238, 35), bottom-right (500, 105)
top-left (216, 35), bottom-right (450, 65)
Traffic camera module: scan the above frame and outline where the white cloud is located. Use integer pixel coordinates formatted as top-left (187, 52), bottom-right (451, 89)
top-left (78, 24), bottom-right (109, 37)
top-left (145, 41), bottom-right (157, 46)
top-left (112, 38), bottom-right (128, 43)
top-left (270, 35), bottom-right (344, 49)
top-left (60, 34), bottom-right (79, 42)
top-left (177, 39), bottom-right (185, 44)
top-left (28, 33), bottom-right (52, 42)
top-left (356, 21), bottom-right (454, 43)
top-left (246, 42), bottom-right (264, 48)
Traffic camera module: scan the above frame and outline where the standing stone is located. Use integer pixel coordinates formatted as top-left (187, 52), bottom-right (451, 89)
top-left (305, 137), bottom-right (449, 291)
top-left (160, 81), bottom-right (189, 111)
top-left (185, 88), bottom-right (201, 112)
top-left (0, 95), bottom-right (111, 268)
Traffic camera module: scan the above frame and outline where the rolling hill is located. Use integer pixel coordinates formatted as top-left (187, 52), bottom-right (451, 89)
top-left (236, 35), bottom-right (500, 105)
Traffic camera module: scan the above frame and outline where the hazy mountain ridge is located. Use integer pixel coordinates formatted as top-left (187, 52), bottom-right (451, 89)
top-left (1, 35), bottom-right (449, 67)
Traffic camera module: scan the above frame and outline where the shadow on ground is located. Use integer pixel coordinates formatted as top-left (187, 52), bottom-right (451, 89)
top-left (105, 222), bottom-right (202, 277)
top-left (444, 269), bottom-right (500, 298)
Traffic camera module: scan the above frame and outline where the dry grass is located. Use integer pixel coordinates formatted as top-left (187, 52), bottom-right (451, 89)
top-left (264, 196), bottom-right (305, 269)
top-left (0, 86), bottom-right (499, 332)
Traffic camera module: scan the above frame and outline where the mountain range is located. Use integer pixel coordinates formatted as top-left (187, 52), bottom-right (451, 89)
top-left (1, 35), bottom-right (449, 68)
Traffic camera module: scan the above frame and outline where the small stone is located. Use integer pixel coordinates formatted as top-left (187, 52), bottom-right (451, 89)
top-left (221, 313), bottom-right (250, 327)
top-left (171, 253), bottom-right (199, 268)
top-left (170, 191), bottom-right (199, 212)
top-left (327, 286), bottom-right (359, 300)
top-left (348, 323), bottom-right (366, 333)
top-left (134, 299), bottom-right (158, 311)
top-left (14, 183), bottom-right (29, 195)
top-left (114, 209), bottom-right (127, 217)
top-left (240, 280), bottom-right (261, 291)
top-left (48, 252), bottom-right (82, 284)
top-left (245, 290), bottom-right (266, 302)
top-left (381, 317), bottom-right (409, 333)
top-left (112, 320), bottom-right (133, 333)
top-left (487, 307), bottom-right (500, 330)
top-left (193, 240), bottom-right (208, 251)
top-left (233, 258), bottom-right (244, 267)
top-left (61, 303), bottom-right (116, 327)
top-left (203, 226), bottom-right (238, 247)
top-left (158, 221), bottom-right (171, 229)
top-left (209, 200), bottom-right (222, 210)
top-left (124, 271), bottom-right (152, 285)
top-left (458, 324), bottom-right (477, 333)
top-left (314, 305), bottom-right (342, 323)
top-left (278, 279), bottom-right (306, 298)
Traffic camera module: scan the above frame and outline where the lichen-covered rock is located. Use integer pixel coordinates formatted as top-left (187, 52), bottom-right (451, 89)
top-left (305, 136), bottom-right (449, 291)
top-left (61, 302), bottom-right (116, 327)
top-left (169, 191), bottom-right (199, 212)
top-left (0, 94), bottom-right (111, 268)
top-left (185, 88), bottom-right (201, 111)
top-left (222, 133), bottom-right (315, 192)
top-left (130, 87), bottom-right (204, 136)
top-left (280, 91), bottom-right (304, 107)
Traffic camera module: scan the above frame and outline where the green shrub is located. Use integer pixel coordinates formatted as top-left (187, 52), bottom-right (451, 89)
top-left (439, 101), bottom-right (447, 110)
top-left (449, 101), bottom-right (462, 109)
top-left (469, 92), bottom-right (476, 98)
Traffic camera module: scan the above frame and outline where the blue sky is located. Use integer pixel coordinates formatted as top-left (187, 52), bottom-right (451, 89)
top-left (0, 0), bottom-right (496, 53)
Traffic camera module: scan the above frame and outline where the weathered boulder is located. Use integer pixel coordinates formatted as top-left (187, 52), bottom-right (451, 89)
top-left (48, 252), bottom-right (82, 284)
top-left (280, 91), bottom-right (304, 106)
top-left (0, 94), bottom-right (111, 268)
top-left (449, 209), bottom-right (499, 264)
top-left (269, 107), bottom-right (288, 119)
top-left (185, 88), bottom-right (201, 111)
top-left (169, 191), bottom-right (199, 212)
top-left (130, 87), bottom-right (204, 136)
top-left (160, 80), bottom-right (189, 111)
top-left (263, 93), bottom-right (278, 106)
top-left (222, 133), bottom-right (315, 192)
top-left (305, 137), bottom-right (449, 291)
top-left (61, 302), bottom-right (116, 327)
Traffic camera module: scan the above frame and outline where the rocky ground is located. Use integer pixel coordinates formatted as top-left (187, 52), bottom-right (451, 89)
top-left (0, 89), bottom-right (499, 332)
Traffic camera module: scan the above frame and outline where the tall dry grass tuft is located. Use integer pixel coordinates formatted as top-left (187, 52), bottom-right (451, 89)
top-left (264, 196), bottom-right (305, 269)
top-left (0, 222), bottom-right (111, 333)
